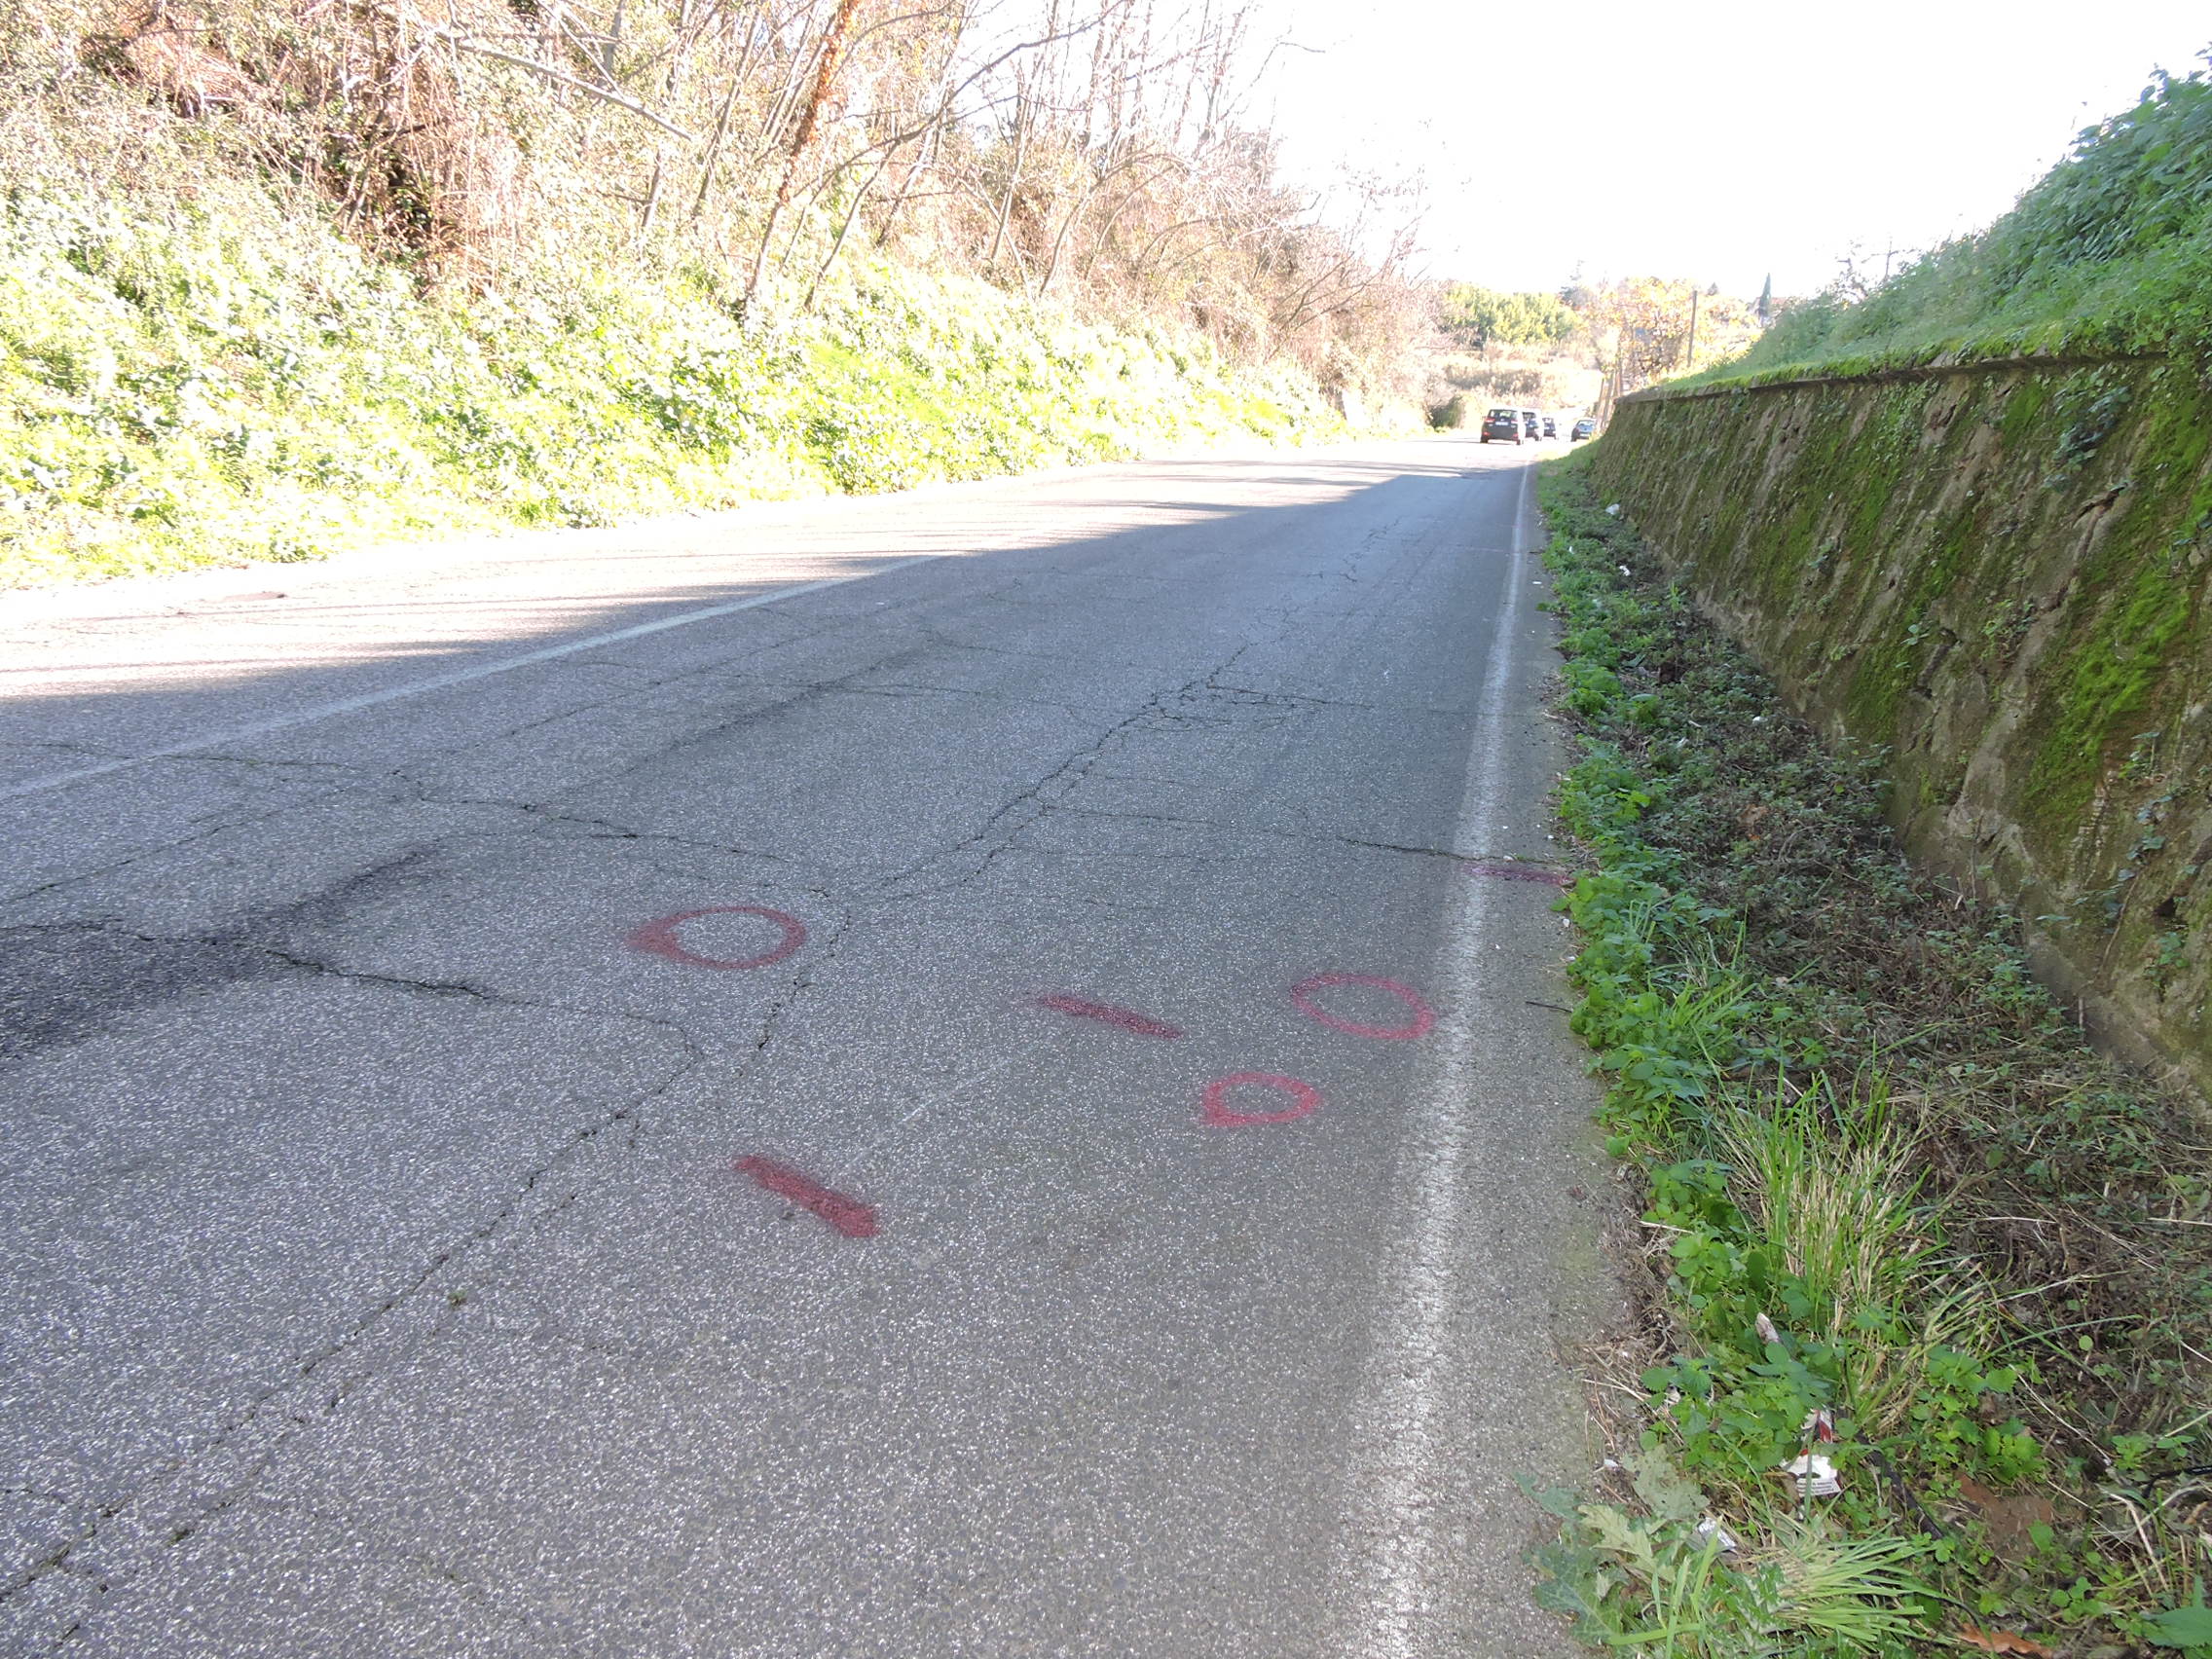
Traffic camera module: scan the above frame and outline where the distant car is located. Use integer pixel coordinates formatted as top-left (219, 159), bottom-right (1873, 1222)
top-left (1522, 409), bottom-right (1541, 440)
top-left (1541, 416), bottom-right (1558, 439)
top-left (1571, 417), bottom-right (1598, 441)
top-left (1479, 407), bottom-right (1523, 444)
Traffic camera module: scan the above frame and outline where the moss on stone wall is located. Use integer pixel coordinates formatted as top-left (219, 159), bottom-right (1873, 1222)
top-left (1589, 356), bottom-right (2212, 1098)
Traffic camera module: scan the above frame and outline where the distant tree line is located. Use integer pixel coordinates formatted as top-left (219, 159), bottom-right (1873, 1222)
top-left (1427, 271), bottom-right (1775, 422)
top-left (1437, 282), bottom-right (1580, 350)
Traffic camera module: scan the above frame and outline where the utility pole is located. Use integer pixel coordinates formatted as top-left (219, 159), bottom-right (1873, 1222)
top-left (1683, 283), bottom-right (1699, 371)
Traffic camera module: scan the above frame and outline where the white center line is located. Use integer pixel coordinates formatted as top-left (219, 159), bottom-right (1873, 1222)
top-left (0, 557), bottom-right (945, 804)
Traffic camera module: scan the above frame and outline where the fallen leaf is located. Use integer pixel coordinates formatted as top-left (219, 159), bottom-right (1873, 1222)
top-left (1958, 1627), bottom-right (2055, 1657)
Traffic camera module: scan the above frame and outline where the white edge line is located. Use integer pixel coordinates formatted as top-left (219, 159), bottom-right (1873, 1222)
top-left (0, 556), bottom-right (946, 803)
top-left (1334, 457), bottom-right (1536, 1659)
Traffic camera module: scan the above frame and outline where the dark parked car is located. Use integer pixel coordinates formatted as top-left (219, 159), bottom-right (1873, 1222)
top-left (1541, 416), bottom-right (1558, 439)
top-left (1479, 407), bottom-right (1523, 444)
top-left (1522, 409), bottom-right (1541, 440)
top-left (1570, 417), bottom-right (1598, 441)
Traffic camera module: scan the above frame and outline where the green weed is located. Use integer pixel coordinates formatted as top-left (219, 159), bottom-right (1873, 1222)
top-left (1530, 454), bottom-right (2212, 1654)
top-left (1530, 1448), bottom-right (1935, 1657)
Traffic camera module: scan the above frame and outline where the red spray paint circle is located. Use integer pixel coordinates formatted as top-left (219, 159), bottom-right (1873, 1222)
top-left (627, 905), bottom-right (806, 971)
top-left (1288, 972), bottom-right (1436, 1040)
top-left (1202, 1072), bottom-right (1322, 1127)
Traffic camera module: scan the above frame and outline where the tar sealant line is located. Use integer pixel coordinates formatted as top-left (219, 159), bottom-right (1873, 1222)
top-left (0, 556), bottom-right (947, 803)
top-left (1330, 460), bottom-right (1536, 1659)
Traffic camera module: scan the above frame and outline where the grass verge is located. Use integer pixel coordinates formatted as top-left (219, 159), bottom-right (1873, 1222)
top-left (1528, 450), bottom-right (2212, 1657)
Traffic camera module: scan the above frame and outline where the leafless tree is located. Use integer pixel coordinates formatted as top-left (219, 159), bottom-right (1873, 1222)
top-left (23, 0), bottom-right (1432, 397)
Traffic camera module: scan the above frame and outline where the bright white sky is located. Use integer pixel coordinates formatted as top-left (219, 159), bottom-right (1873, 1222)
top-left (1247, 0), bottom-right (2212, 300)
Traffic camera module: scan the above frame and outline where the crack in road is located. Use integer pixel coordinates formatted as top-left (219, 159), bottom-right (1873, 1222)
top-left (0, 452), bottom-right (1592, 1656)
top-left (0, 773), bottom-right (414, 913)
top-left (0, 572), bottom-right (1414, 1620)
top-left (856, 656), bottom-right (1245, 906)
top-left (0, 960), bottom-right (710, 1639)
top-left (389, 788), bottom-right (829, 873)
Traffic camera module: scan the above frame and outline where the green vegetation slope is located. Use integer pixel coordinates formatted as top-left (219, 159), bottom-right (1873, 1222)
top-left (0, 185), bottom-right (1340, 586)
top-left (1690, 55), bottom-right (2212, 385)
top-left (1536, 461), bottom-right (2212, 1656)
top-left (0, 0), bottom-right (1423, 587)
top-left (1548, 51), bottom-right (2212, 1657)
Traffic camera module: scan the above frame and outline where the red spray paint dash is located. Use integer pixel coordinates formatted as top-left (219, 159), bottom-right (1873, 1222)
top-left (1202, 1072), bottom-right (1322, 1127)
top-left (1032, 994), bottom-right (1185, 1038)
top-left (1464, 861), bottom-right (1574, 888)
top-left (734, 1156), bottom-right (879, 1237)
top-left (629, 905), bottom-right (806, 970)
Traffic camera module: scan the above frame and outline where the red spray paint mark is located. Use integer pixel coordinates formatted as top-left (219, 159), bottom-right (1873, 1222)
top-left (1465, 861), bottom-right (1573, 888)
top-left (1032, 994), bottom-right (1185, 1038)
top-left (1202, 1072), bottom-right (1322, 1127)
top-left (628, 905), bottom-right (806, 970)
top-left (734, 1156), bottom-right (880, 1237)
top-left (1289, 972), bottom-right (1437, 1041)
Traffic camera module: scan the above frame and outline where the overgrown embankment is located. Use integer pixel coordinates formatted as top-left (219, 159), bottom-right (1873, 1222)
top-left (1587, 346), bottom-right (2212, 1102)
top-left (1, 0), bottom-right (1450, 589)
top-left (1533, 458), bottom-right (2212, 1656)
top-left (1569, 60), bottom-right (2212, 1097)
top-left (1578, 59), bottom-right (2212, 1100)
top-left (1536, 59), bottom-right (2212, 1649)
top-left (1683, 63), bottom-right (2212, 383)
top-left (0, 184), bottom-right (1349, 588)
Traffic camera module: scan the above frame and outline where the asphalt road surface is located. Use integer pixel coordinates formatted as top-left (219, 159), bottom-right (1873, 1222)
top-left (0, 435), bottom-right (1617, 1658)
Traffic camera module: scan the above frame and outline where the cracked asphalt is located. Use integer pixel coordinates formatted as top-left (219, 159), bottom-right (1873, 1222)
top-left (0, 438), bottom-right (1617, 1658)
